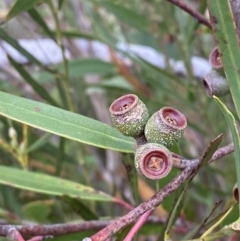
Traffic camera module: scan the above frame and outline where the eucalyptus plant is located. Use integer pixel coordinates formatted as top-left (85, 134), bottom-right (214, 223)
top-left (0, 1), bottom-right (239, 241)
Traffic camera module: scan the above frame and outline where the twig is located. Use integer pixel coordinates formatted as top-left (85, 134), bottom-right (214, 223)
top-left (172, 153), bottom-right (194, 169)
top-left (0, 221), bottom-right (110, 238)
top-left (9, 230), bottom-right (49, 241)
top-left (88, 141), bottom-right (234, 240)
top-left (0, 142), bottom-right (233, 240)
top-left (209, 143), bottom-right (234, 163)
top-left (89, 165), bottom-right (196, 241)
top-left (0, 217), bottom-right (165, 239)
top-left (172, 142), bottom-right (234, 169)
top-left (167, 0), bottom-right (212, 29)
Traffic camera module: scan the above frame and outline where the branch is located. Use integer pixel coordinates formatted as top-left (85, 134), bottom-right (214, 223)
top-left (88, 141), bottom-right (234, 240)
top-left (209, 143), bottom-right (234, 163)
top-left (0, 216), bottom-right (166, 239)
top-left (0, 221), bottom-right (110, 238)
top-left (172, 142), bottom-right (234, 169)
top-left (0, 142), bottom-right (233, 241)
top-left (167, 0), bottom-right (212, 29)
top-left (89, 165), bottom-right (196, 241)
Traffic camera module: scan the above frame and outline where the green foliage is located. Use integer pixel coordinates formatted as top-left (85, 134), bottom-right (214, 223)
top-left (0, 165), bottom-right (114, 201)
top-left (98, 1), bottom-right (149, 29)
top-left (214, 97), bottom-right (240, 214)
top-left (0, 91), bottom-right (134, 152)
top-left (3, 0), bottom-right (48, 22)
top-left (0, 0), bottom-right (239, 240)
top-left (208, 0), bottom-right (240, 118)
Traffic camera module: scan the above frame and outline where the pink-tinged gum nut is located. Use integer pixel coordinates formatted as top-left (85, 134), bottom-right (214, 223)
top-left (233, 183), bottom-right (239, 202)
top-left (109, 94), bottom-right (149, 137)
top-left (203, 69), bottom-right (229, 97)
top-left (144, 107), bottom-right (187, 148)
top-left (209, 46), bottom-right (223, 69)
top-left (135, 143), bottom-right (172, 180)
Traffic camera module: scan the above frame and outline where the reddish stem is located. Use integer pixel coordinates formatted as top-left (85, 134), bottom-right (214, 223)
top-left (167, 0), bottom-right (212, 29)
top-left (16, 231), bottom-right (25, 241)
top-left (209, 143), bottom-right (234, 163)
top-left (0, 142), bottom-right (233, 241)
top-left (123, 209), bottom-right (154, 241)
top-left (114, 198), bottom-right (134, 211)
top-left (90, 165), bottom-right (195, 241)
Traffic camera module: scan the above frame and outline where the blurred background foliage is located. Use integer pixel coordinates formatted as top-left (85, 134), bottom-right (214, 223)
top-left (0, 0), bottom-right (237, 240)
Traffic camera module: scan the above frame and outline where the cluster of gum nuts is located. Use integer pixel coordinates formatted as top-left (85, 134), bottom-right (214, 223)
top-left (109, 94), bottom-right (187, 180)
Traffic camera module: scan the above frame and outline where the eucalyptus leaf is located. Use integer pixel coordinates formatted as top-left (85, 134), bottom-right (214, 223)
top-left (0, 91), bottom-right (135, 152)
top-left (34, 58), bottom-right (117, 82)
top-left (98, 1), bottom-right (148, 29)
top-left (63, 196), bottom-right (98, 220)
top-left (0, 165), bottom-right (114, 201)
top-left (0, 29), bottom-right (42, 66)
top-left (58, 0), bottom-right (65, 9)
top-left (214, 96), bottom-right (240, 215)
top-left (208, 1), bottom-right (240, 119)
top-left (8, 55), bottom-right (59, 107)
top-left (28, 8), bottom-right (56, 41)
top-left (4, 0), bottom-right (48, 23)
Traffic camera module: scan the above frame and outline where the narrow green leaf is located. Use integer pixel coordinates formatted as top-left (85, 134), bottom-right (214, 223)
top-left (98, 1), bottom-right (148, 29)
top-left (28, 8), bottom-right (56, 41)
top-left (197, 134), bottom-right (223, 169)
top-left (34, 58), bottom-right (118, 82)
top-left (60, 30), bottom-right (100, 40)
top-left (0, 91), bottom-right (135, 152)
top-left (164, 185), bottom-right (186, 241)
top-left (183, 200), bottom-right (222, 239)
top-left (2, 185), bottom-right (21, 215)
top-left (136, 56), bottom-right (180, 82)
top-left (65, 58), bottom-right (117, 77)
top-left (55, 137), bottom-right (66, 176)
top-left (56, 137), bottom-right (65, 176)
top-left (100, 76), bottom-right (135, 91)
top-left (122, 153), bottom-right (139, 204)
top-left (0, 206), bottom-right (19, 222)
top-left (214, 96), bottom-right (240, 215)
top-left (0, 165), bottom-right (114, 201)
top-left (8, 55), bottom-right (59, 107)
top-left (115, 224), bottom-right (134, 241)
top-left (55, 75), bottom-right (68, 109)
top-left (63, 196), bottom-right (98, 220)
top-left (22, 200), bottom-right (53, 223)
top-left (89, 10), bottom-right (116, 47)
top-left (27, 133), bottom-right (53, 153)
top-left (208, 1), bottom-right (240, 120)
top-left (4, 0), bottom-right (48, 22)
top-left (58, 0), bottom-right (65, 9)
top-left (165, 135), bottom-right (223, 240)
top-left (126, 31), bottom-right (160, 51)
top-left (201, 204), bottom-right (235, 239)
top-left (0, 29), bottom-right (42, 66)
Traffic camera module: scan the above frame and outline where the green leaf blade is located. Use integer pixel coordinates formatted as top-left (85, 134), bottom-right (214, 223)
top-left (28, 8), bottom-right (56, 41)
top-left (208, 1), bottom-right (240, 120)
top-left (4, 0), bottom-right (47, 22)
top-left (0, 29), bottom-right (42, 66)
top-left (0, 91), bottom-right (135, 153)
top-left (98, 1), bottom-right (149, 29)
top-left (0, 165), bottom-right (114, 201)
top-left (214, 96), bottom-right (240, 215)
top-left (8, 55), bottom-right (59, 107)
